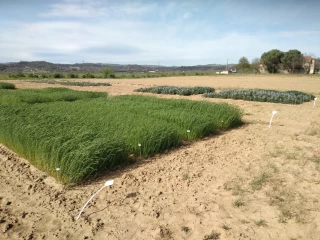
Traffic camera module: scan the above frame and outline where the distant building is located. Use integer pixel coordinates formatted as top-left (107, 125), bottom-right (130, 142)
top-left (304, 56), bottom-right (316, 74)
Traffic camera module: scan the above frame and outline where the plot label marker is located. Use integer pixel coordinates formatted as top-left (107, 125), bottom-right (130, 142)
top-left (76, 180), bottom-right (114, 220)
top-left (269, 110), bottom-right (277, 128)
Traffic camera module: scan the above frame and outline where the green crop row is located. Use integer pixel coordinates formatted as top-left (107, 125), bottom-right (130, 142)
top-left (0, 82), bottom-right (15, 89)
top-left (0, 89), bottom-right (242, 184)
top-left (135, 86), bottom-right (215, 96)
top-left (0, 88), bottom-right (106, 104)
top-left (204, 89), bottom-right (315, 104)
top-left (27, 79), bottom-right (111, 87)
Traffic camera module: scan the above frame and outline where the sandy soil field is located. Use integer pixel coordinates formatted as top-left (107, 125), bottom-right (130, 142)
top-left (1, 75), bottom-right (320, 240)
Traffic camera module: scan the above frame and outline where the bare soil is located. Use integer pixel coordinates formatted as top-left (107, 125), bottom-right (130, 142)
top-left (1, 75), bottom-right (320, 240)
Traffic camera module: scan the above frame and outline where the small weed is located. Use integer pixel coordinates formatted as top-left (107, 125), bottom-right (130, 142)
top-left (203, 230), bottom-right (221, 240)
top-left (65, 182), bottom-right (76, 189)
top-left (279, 207), bottom-right (294, 223)
top-left (221, 224), bottom-right (231, 230)
top-left (181, 226), bottom-right (191, 233)
top-left (255, 219), bottom-right (268, 227)
top-left (285, 152), bottom-right (298, 160)
top-left (223, 178), bottom-right (245, 195)
top-left (240, 219), bottom-right (250, 224)
top-left (233, 198), bottom-right (245, 207)
top-left (267, 162), bottom-right (279, 173)
top-left (269, 146), bottom-right (285, 158)
top-left (305, 121), bottom-right (320, 136)
top-left (309, 154), bottom-right (320, 164)
top-left (183, 172), bottom-right (189, 180)
top-left (39, 173), bottom-right (48, 180)
top-left (267, 185), bottom-right (309, 224)
top-left (251, 172), bottom-right (269, 190)
top-left (159, 226), bottom-right (172, 239)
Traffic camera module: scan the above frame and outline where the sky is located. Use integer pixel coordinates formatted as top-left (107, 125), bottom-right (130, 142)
top-left (0, 0), bottom-right (319, 66)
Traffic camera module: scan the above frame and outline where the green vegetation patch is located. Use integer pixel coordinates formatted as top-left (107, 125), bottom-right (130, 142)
top-left (0, 82), bottom-right (15, 89)
top-left (135, 85), bottom-right (215, 96)
top-left (28, 79), bottom-right (111, 87)
top-left (204, 89), bottom-right (315, 104)
top-left (0, 90), bottom-right (242, 184)
top-left (0, 88), bottom-right (106, 104)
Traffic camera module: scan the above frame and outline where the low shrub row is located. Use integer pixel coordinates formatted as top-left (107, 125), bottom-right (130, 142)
top-left (28, 79), bottom-right (111, 87)
top-left (135, 86), bottom-right (215, 96)
top-left (203, 89), bottom-right (315, 104)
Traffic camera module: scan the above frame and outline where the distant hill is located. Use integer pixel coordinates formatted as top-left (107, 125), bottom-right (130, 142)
top-left (0, 61), bottom-right (234, 74)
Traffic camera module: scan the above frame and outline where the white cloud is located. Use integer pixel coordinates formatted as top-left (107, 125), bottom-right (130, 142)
top-left (1, 17), bottom-right (319, 65)
top-left (40, 0), bottom-right (109, 18)
top-left (40, 0), bottom-right (156, 18)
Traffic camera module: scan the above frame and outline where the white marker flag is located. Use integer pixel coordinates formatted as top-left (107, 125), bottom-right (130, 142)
top-left (76, 180), bottom-right (114, 220)
top-left (269, 110), bottom-right (277, 128)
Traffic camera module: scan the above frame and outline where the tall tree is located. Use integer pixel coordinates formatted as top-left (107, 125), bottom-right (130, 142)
top-left (237, 56), bottom-right (251, 73)
top-left (282, 49), bottom-right (303, 73)
top-left (261, 49), bottom-right (284, 73)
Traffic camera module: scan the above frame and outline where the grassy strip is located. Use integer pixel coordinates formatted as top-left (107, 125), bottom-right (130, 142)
top-left (135, 86), bottom-right (215, 96)
top-left (27, 79), bottom-right (111, 86)
top-left (204, 89), bottom-right (315, 104)
top-left (0, 82), bottom-right (15, 89)
top-left (0, 88), bottom-right (106, 104)
top-left (0, 90), bottom-right (242, 184)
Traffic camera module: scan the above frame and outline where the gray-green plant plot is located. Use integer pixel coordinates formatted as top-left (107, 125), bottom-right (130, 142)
top-left (135, 85), bottom-right (215, 96)
top-left (0, 88), bottom-right (242, 184)
top-left (204, 89), bottom-right (315, 104)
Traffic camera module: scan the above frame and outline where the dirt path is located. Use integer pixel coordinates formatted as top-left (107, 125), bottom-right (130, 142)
top-left (1, 75), bottom-right (320, 239)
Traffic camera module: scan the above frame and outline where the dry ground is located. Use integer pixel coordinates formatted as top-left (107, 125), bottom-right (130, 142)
top-left (1, 75), bottom-right (320, 240)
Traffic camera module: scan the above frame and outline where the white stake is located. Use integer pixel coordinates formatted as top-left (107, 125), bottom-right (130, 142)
top-left (314, 98), bottom-right (318, 108)
top-left (138, 143), bottom-right (142, 157)
top-left (76, 180), bottom-right (114, 220)
top-left (187, 130), bottom-right (190, 133)
top-left (269, 110), bottom-right (277, 128)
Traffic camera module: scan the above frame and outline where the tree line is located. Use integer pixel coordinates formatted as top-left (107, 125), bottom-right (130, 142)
top-left (237, 49), bottom-right (319, 74)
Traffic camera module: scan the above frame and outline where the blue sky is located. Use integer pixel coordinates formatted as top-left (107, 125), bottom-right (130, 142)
top-left (0, 0), bottom-right (319, 66)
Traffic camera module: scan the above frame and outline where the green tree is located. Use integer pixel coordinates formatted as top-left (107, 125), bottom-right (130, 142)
top-left (102, 67), bottom-right (115, 78)
top-left (281, 49), bottom-right (303, 73)
top-left (261, 49), bottom-right (284, 73)
top-left (237, 56), bottom-right (251, 73)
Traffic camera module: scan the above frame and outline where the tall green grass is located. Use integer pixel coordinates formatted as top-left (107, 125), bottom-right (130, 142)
top-left (0, 88), bottom-right (107, 104)
top-left (0, 89), bottom-right (242, 184)
top-left (0, 82), bottom-right (15, 89)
